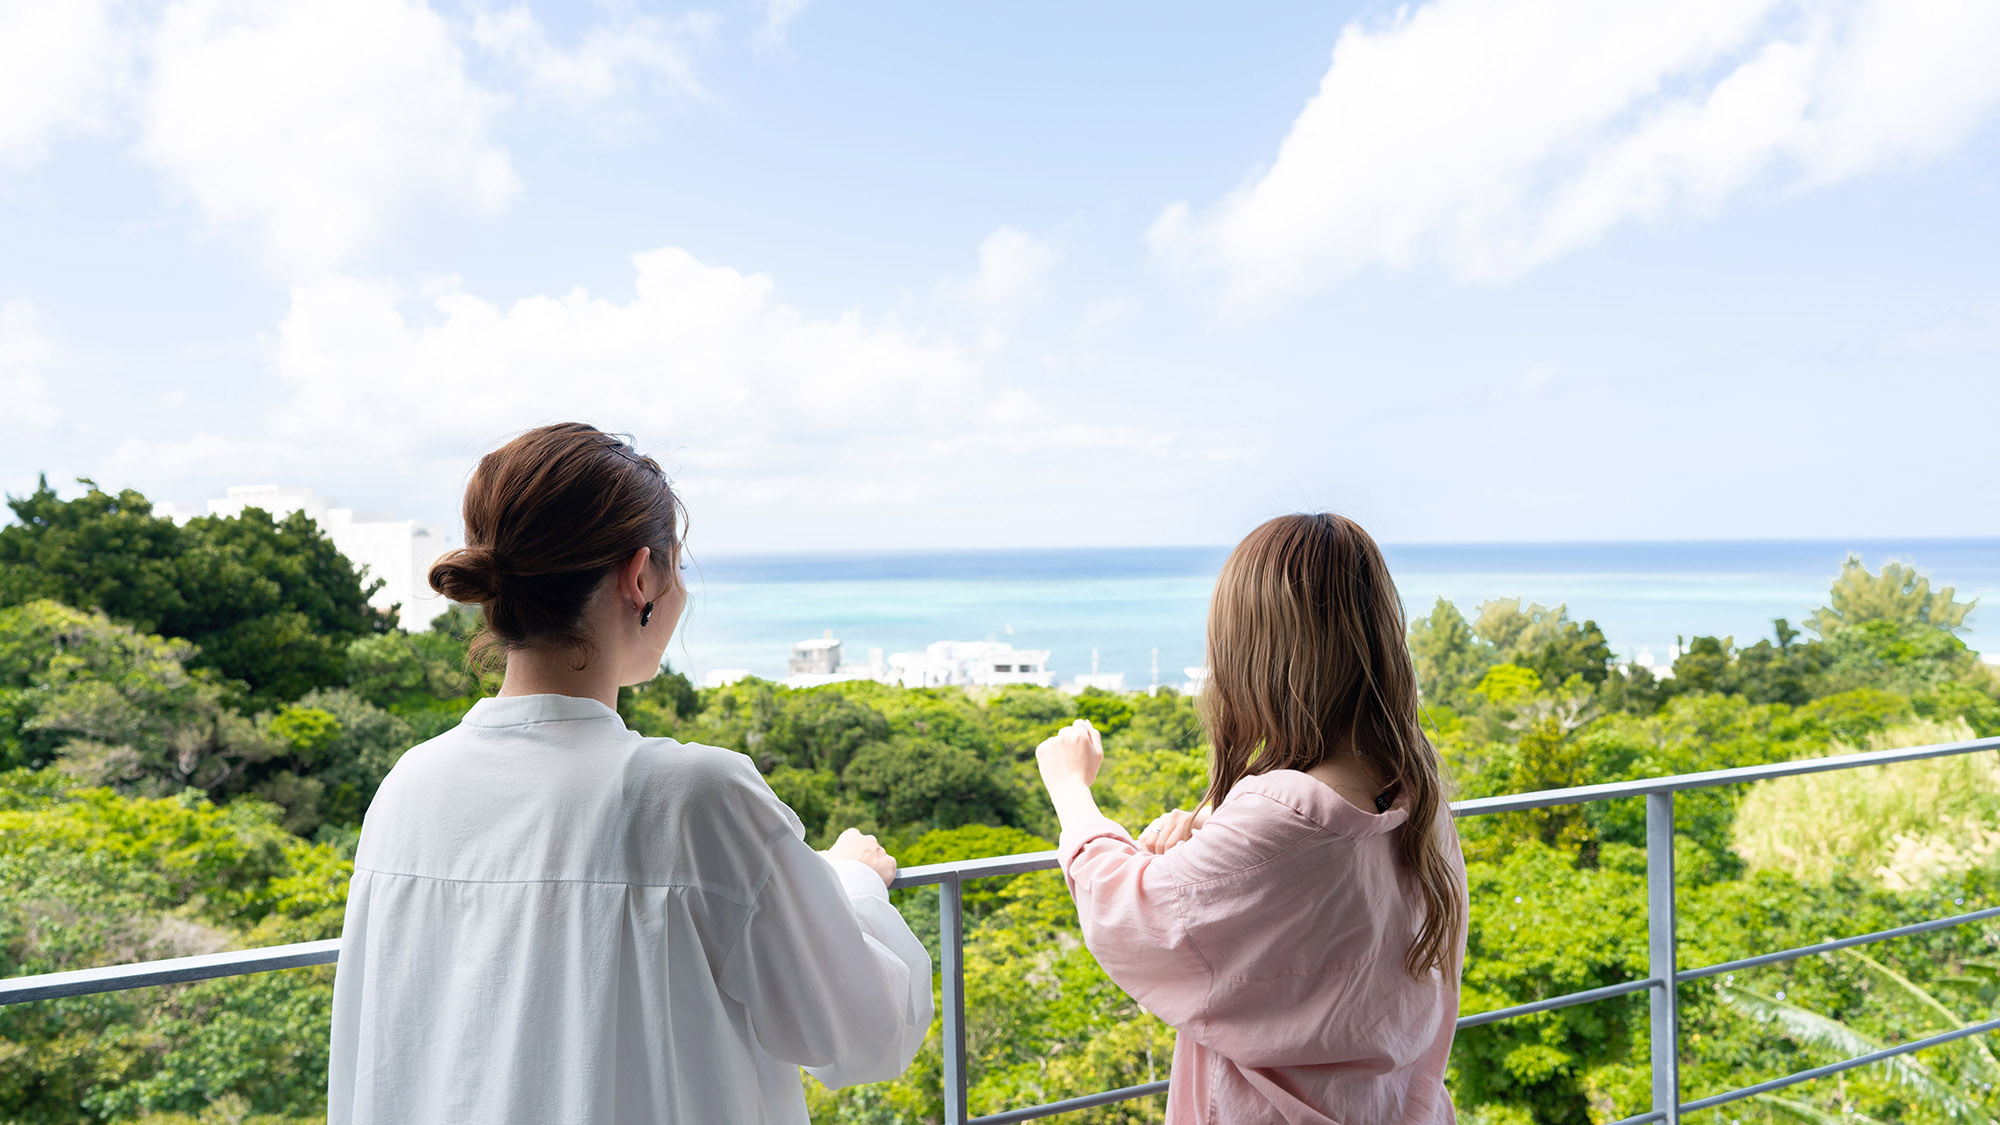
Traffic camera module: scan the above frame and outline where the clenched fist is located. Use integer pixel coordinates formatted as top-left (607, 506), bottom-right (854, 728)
top-left (1036, 719), bottom-right (1104, 791)
top-left (825, 828), bottom-right (897, 888)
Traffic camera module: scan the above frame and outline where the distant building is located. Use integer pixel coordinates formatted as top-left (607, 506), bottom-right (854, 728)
top-left (1628, 646), bottom-right (1680, 680)
top-left (785, 633), bottom-right (886, 689)
top-left (887, 641), bottom-right (1052, 689)
top-left (1064, 646), bottom-right (1124, 693)
top-left (1182, 665), bottom-right (1210, 696)
top-left (703, 668), bottom-right (753, 689)
top-left (789, 632), bottom-right (843, 677)
top-left (196, 485), bottom-right (452, 631)
top-left (1067, 673), bottom-right (1126, 694)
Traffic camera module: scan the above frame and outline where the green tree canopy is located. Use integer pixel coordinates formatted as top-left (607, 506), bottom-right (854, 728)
top-left (1409, 597), bottom-right (1496, 705)
top-left (1474, 598), bottom-right (1614, 689)
top-left (1, 600), bottom-right (276, 793)
top-left (0, 478), bottom-right (387, 708)
top-left (1806, 556), bottom-right (1977, 637)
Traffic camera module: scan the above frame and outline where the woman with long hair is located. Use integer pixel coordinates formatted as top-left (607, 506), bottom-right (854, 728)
top-left (328, 423), bottom-right (932, 1124)
top-left (1036, 513), bottom-right (1467, 1123)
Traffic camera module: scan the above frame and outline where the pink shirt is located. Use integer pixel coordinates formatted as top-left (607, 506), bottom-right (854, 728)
top-left (1057, 770), bottom-right (1466, 1124)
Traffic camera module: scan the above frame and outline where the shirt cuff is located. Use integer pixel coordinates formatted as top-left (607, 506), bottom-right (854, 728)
top-left (827, 856), bottom-right (891, 903)
top-left (1057, 815), bottom-right (1136, 871)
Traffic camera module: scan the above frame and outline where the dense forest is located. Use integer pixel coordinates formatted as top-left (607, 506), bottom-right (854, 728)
top-left (2, 476), bottom-right (1998, 1124)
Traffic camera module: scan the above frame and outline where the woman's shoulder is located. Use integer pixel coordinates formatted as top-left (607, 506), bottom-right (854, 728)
top-left (627, 736), bottom-right (805, 838)
top-left (630, 733), bottom-right (754, 775)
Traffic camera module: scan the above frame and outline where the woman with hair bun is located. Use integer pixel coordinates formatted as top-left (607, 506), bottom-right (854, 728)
top-left (328, 423), bottom-right (932, 1124)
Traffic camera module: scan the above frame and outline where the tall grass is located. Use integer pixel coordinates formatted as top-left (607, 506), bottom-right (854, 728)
top-left (1732, 719), bottom-right (2000, 889)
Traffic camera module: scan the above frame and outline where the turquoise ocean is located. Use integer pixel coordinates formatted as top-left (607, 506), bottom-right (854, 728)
top-left (668, 540), bottom-right (2000, 686)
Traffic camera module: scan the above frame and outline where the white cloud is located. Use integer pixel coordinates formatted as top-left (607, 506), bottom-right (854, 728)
top-left (139, 0), bottom-right (519, 272)
top-left (0, 301), bottom-right (61, 433)
top-left (107, 247), bottom-right (979, 502)
top-left (1906, 303), bottom-right (2000, 354)
top-left (470, 5), bottom-right (713, 107)
top-left (5, 0), bottom-right (724, 270)
top-left (754, 0), bottom-right (814, 49)
top-left (0, 0), bottom-right (124, 163)
top-left (102, 246), bottom-right (1201, 545)
top-left (1077, 296), bottom-right (1140, 333)
top-left (964, 225), bottom-right (1057, 310)
top-left (1153, 0), bottom-right (2000, 311)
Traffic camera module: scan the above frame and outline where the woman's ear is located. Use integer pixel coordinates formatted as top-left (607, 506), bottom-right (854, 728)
top-left (621, 546), bottom-right (654, 608)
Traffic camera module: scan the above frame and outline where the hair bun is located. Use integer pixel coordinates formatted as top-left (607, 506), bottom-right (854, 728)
top-left (429, 546), bottom-right (505, 605)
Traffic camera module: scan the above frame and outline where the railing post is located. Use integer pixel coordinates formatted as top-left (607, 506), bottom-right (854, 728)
top-left (941, 874), bottom-right (969, 1125)
top-left (1646, 791), bottom-right (1680, 1124)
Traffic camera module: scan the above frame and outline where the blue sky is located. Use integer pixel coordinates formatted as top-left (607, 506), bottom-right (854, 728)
top-left (3, 0), bottom-right (1998, 553)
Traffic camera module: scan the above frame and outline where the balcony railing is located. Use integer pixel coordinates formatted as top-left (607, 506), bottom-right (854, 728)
top-left (5, 733), bottom-right (1999, 1123)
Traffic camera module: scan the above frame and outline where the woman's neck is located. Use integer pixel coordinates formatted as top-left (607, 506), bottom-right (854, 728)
top-left (498, 647), bottom-right (621, 710)
top-left (1302, 754), bottom-right (1392, 814)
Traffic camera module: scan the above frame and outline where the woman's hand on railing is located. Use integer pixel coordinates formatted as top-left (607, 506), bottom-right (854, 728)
top-left (825, 828), bottom-right (898, 888)
top-left (1036, 719), bottom-right (1104, 791)
top-left (1137, 806), bottom-right (1212, 854)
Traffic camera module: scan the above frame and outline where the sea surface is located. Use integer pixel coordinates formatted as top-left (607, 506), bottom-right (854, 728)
top-left (667, 540), bottom-right (2000, 686)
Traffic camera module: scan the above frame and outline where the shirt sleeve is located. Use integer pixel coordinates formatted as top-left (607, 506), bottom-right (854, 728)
top-left (718, 829), bottom-right (934, 1089)
top-left (1056, 814), bottom-right (1213, 1028)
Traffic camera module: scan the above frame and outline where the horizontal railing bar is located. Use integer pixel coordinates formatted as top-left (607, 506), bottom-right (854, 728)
top-left (1599, 1111), bottom-right (1667, 1125)
top-left (971, 1079), bottom-right (1170, 1124)
top-left (898, 737), bottom-right (2000, 886)
top-left (1456, 977), bottom-right (1660, 1029)
top-left (895, 850), bottom-right (1060, 889)
top-left (3, 735), bottom-right (1994, 1017)
top-left (1452, 735), bottom-right (2000, 817)
top-left (0, 939), bottom-right (339, 1006)
top-left (1680, 904), bottom-right (2000, 983)
top-left (1680, 1016), bottom-right (2000, 1112)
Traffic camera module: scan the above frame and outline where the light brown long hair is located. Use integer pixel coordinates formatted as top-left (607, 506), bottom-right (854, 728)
top-left (1199, 513), bottom-right (1462, 979)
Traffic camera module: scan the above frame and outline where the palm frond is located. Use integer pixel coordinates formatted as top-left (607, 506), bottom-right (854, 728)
top-left (1754, 1091), bottom-right (1886, 1124)
top-left (1842, 946), bottom-right (2000, 1084)
top-left (1718, 985), bottom-right (1987, 1121)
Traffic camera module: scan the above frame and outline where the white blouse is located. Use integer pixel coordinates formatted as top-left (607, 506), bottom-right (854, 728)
top-left (328, 694), bottom-right (933, 1124)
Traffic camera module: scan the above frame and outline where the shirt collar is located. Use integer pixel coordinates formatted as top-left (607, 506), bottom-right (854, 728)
top-left (461, 693), bottom-right (627, 729)
top-left (1232, 769), bottom-right (1411, 839)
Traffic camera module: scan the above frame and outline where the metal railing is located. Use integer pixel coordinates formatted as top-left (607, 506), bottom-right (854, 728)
top-left (5, 734), bottom-right (1998, 1123)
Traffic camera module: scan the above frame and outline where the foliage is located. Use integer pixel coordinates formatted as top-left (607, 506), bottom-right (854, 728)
top-left (1072, 689), bottom-right (1135, 737)
top-left (1807, 555), bottom-right (1977, 637)
top-left (1733, 719), bottom-right (2000, 889)
top-left (0, 602), bottom-right (415, 836)
top-left (1411, 598), bottom-right (1496, 703)
top-left (0, 479), bottom-right (387, 709)
top-left (4, 600), bottom-right (279, 794)
top-left (3, 499), bottom-right (1999, 1123)
top-left (0, 776), bottom-right (348, 1123)
top-left (343, 622), bottom-right (483, 743)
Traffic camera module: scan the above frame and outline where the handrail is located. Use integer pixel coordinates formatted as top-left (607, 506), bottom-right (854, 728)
top-left (4, 734), bottom-right (1997, 1124)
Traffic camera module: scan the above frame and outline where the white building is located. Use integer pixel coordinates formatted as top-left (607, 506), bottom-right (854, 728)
top-left (200, 485), bottom-right (452, 630)
top-left (1067, 672), bottom-right (1126, 693)
top-left (784, 633), bottom-right (887, 689)
top-left (886, 641), bottom-right (1053, 689)
top-left (1065, 647), bottom-right (1125, 694)
top-left (1182, 665), bottom-right (1210, 696)
top-left (1628, 646), bottom-right (1680, 681)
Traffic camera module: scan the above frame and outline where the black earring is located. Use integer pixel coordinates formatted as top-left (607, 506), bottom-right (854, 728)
top-left (640, 601), bottom-right (655, 627)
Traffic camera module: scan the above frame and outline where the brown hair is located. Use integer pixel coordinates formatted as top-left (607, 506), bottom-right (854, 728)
top-left (1199, 513), bottom-right (1462, 979)
top-left (428, 423), bottom-right (686, 668)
